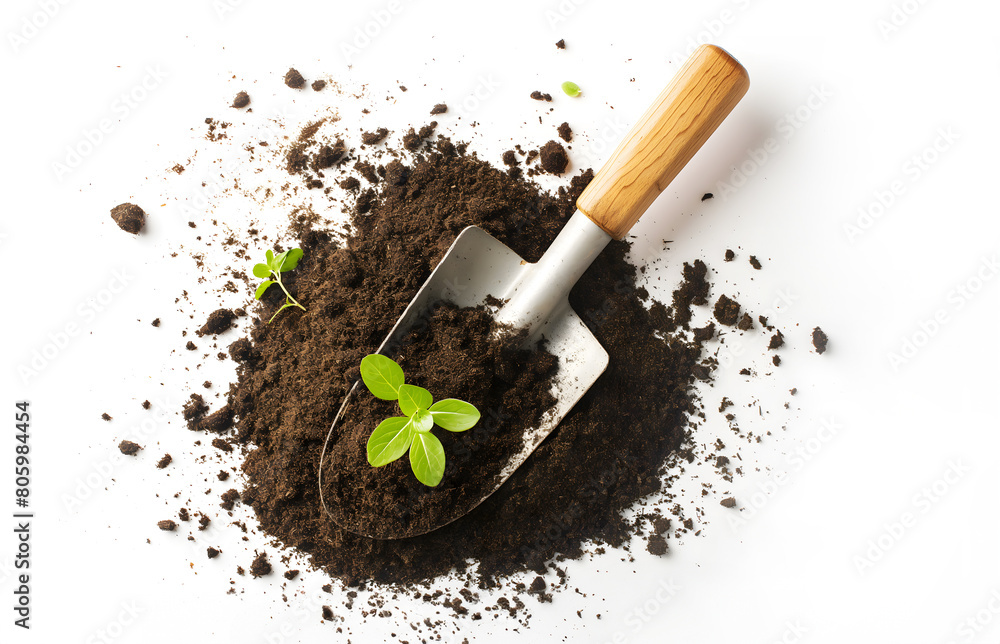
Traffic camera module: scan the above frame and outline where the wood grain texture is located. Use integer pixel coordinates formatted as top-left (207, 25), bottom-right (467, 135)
top-left (577, 44), bottom-right (750, 239)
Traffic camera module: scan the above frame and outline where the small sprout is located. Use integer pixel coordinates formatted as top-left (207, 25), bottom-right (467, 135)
top-left (253, 248), bottom-right (307, 323)
top-left (360, 354), bottom-right (480, 487)
top-left (561, 81), bottom-right (582, 97)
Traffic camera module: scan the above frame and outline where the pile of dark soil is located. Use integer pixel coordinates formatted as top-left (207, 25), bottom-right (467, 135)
top-left (225, 141), bottom-right (712, 585)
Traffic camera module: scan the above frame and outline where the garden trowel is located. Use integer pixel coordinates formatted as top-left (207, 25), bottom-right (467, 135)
top-left (322, 44), bottom-right (749, 539)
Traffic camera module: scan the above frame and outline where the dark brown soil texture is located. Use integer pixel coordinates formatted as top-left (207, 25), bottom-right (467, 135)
top-left (199, 308), bottom-right (236, 335)
top-left (714, 294), bottom-right (741, 327)
top-left (556, 39), bottom-right (566, 49)
top-left (557, 122), bottom-right (573, 142)
top-left (430, 103), bottom-right (448, 115)
top-left (812, 327), bottom-right (829, 354)
top-left (320, 304), bottom-right (559, 538)
top-left (361, 128), bottom-right (389, 145)
top-left (539, 141), bottom-right (568, 174)
top-left (110, 203), bottom-right (145, 234)
top-left (233, 91), bottom-right (250, 109)
top-left (250, 552), bottom-right (272, 577)
top-left (284, 68), bottom-right (306, 89)
top-left (225, 143), bottom-right (711, 586)
top-left (119, 440), bottom-right (142, 455)
top-left (530, 91), bottom-right (552, 102)
top-left (312, 80), bottom-right (326, 91)
top-left (158, 520), bottom-right (177, 531)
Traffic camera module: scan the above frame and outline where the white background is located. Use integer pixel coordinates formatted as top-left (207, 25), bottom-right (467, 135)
top-left (3, 0), bottom-right (999, 642)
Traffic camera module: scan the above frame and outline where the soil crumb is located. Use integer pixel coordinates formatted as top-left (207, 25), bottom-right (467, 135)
top-left (119, 440), bottom-right (142, 456)
top-left (557, 122), bottom-right (573, 142)
top-left (110, 203), bottom-right (145, 234)
top-left (430, 103), bottom-right (448, 115)
top-left (539, 140), bottom-right (568, 174)
top-left (284, 68), bottom-right (306, 89)
top-left (530, 91), bottom-right (553, 102)
top-left (812, 327), bottom-right (829, 354)
top-left (250, 552), bottom-right (272, 577)
top-left (714, 295), bottom-right (741, 327)
top-left (233, 91), bottom-right (250, 109)
top-left (199, 309), bottom-right (236, 336)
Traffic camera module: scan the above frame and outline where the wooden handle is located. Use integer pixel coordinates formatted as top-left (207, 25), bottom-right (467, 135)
top-left (577, 45), bottom-right (749, 239)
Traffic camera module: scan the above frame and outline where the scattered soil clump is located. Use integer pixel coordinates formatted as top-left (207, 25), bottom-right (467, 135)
top-left (557, 122), bottom-right (573, 142)
top-left (110, 203), bottom-right (145, 234)
top-left (199, 308), bottom-right (236, 336)
top-left (714, 295), bottom-right (741, 327)
top-left (284, 68), bottom-right (306, 89)
top-left (539, 140), bottom-right (568, 174)
top-left (119, 440), bottom-right (142, 456)
top-left (250, 552), bottom-right (272, 577)
top-left (232, 91), bottom-right (250, 109)
top-left (812, 327), bottom-right (829, 354)
top-left (430, 103), bottom-right (448, 115)
top-left (361, 128), bottom-right (389, 145)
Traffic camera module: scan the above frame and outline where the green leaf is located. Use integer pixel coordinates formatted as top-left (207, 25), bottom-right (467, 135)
top-left (360, 354), bottom-right (405, 400)
top-left (561, 81), bottom-right (582, 97)
top-left (255, 280), bottom-right (274, 300)
top-left (265, 249), bottom-right (274, 265)
top-left (410, 431), bottom-right (445, 486)
top-left (271, 250), bottom-right (288, 271)
top-left (397, 384), bottom-right (433, 416)
top-left (411, 408), bottom-right (433, 433)
top-left (279, 248), bottom-right (303, 272)
top-left (367, 417), bottom-right (414, 467)
top-left (429, 399), bottom-right (481, 432)
top-left (252, 263), bottom-right (271, 279)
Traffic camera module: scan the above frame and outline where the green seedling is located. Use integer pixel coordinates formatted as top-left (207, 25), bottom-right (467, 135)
top-left (360, 354), bottom-right (480, 487)
top-left (561, 81), bottom-right (582, 97)
top-left (253, 248), bottom-right (307, 323)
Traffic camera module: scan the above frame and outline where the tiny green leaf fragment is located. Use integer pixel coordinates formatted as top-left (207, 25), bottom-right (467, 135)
top-left (410, 432), bottom-right (445, 486)
top-left (430, 399), bottom-right (481, 432)
top-left (397, 384), bottom-right (433, 417)
top-left (561, 81), bottom-right (581, 97)
top-left (255, 280), bottom-right (274, 300)
top-left (360, 354), bottom-right (405, 400)
top-left (252, 263), bottom-right (271, 279)
top-left (367, 417), bottom-right (414, 466)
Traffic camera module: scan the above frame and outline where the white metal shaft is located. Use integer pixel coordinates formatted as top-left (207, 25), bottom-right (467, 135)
top-left (494, 210), bottom-right (612, 341)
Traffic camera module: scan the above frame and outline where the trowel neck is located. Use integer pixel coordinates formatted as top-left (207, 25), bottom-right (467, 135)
top-left (493, 210), bottom-right (612, 342)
